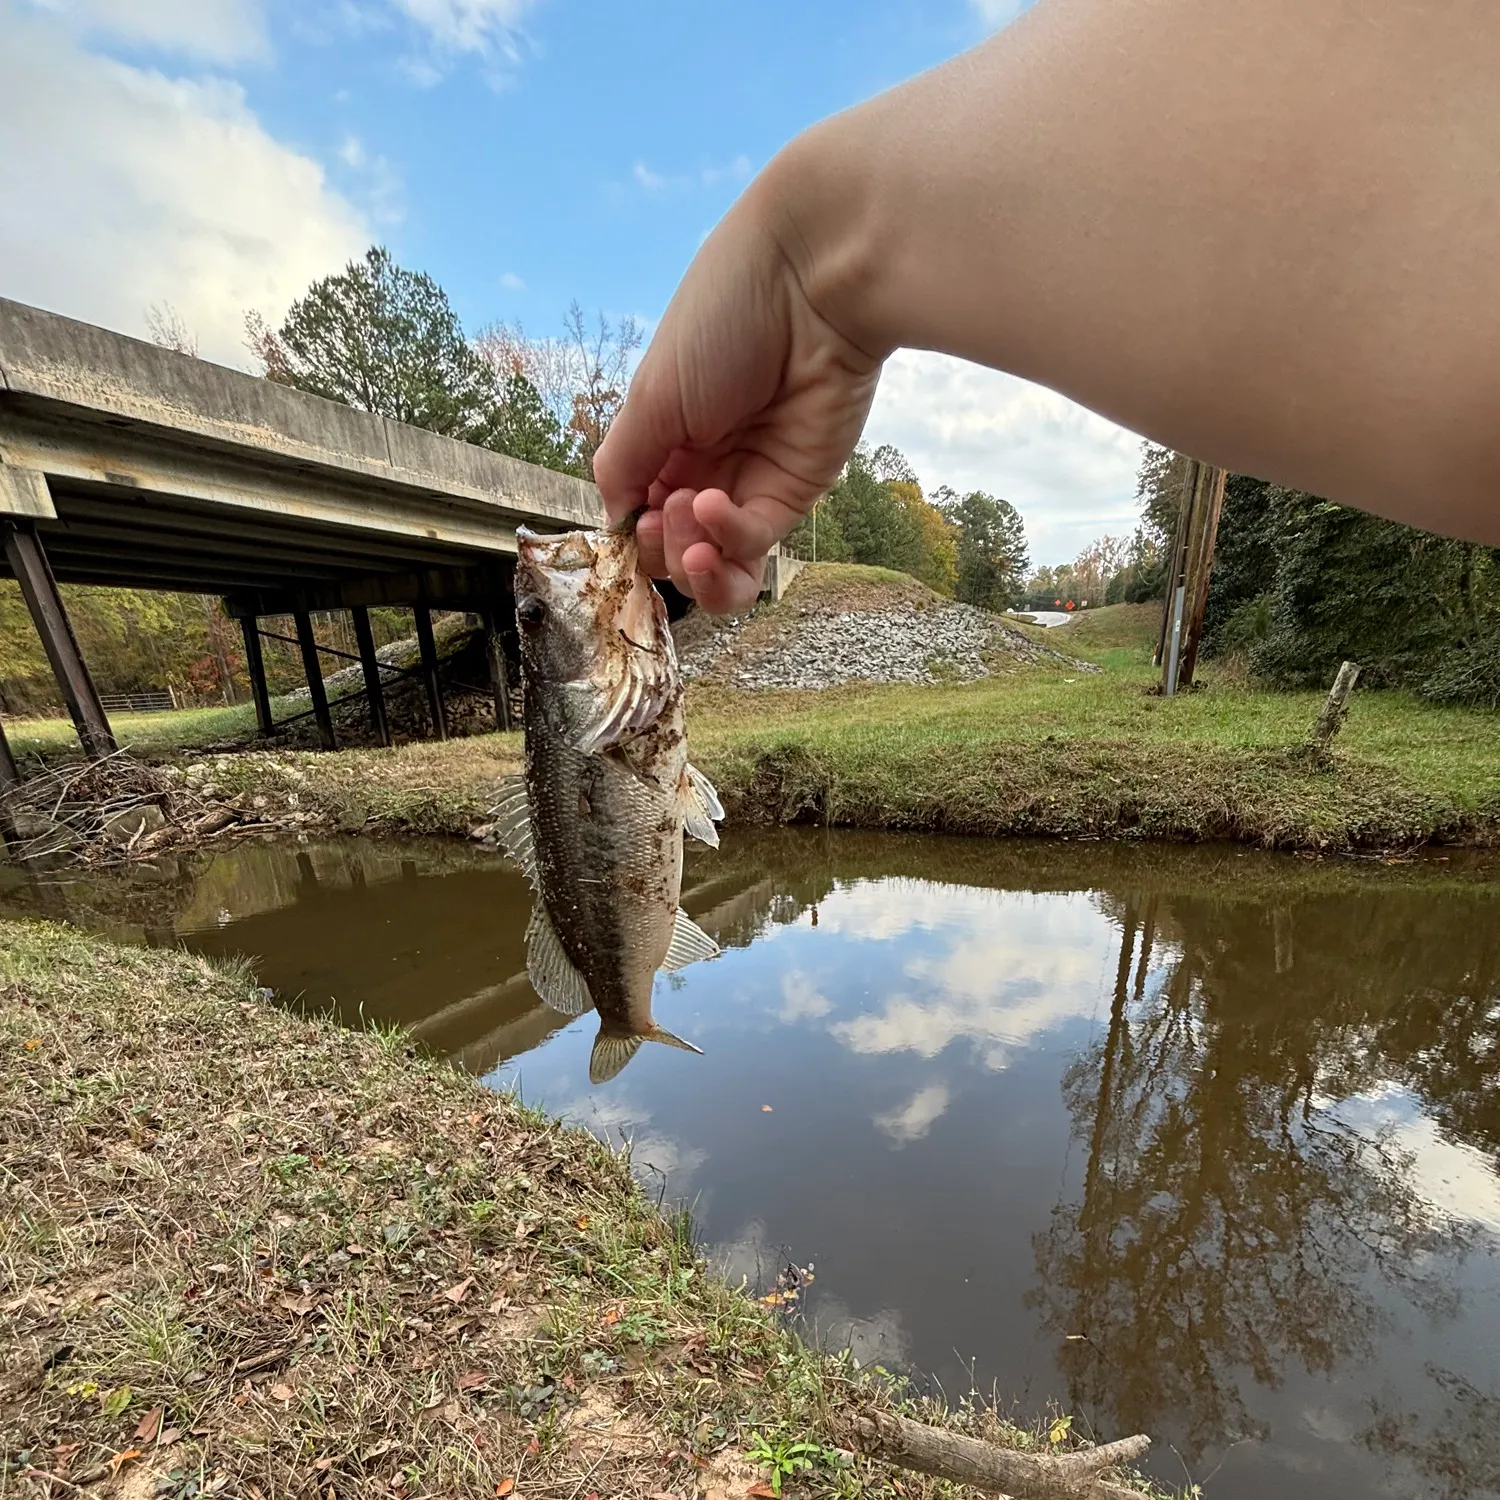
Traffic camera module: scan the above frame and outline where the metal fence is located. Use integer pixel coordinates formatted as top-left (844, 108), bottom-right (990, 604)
top-left (98, 690), bottom-right (177, 714)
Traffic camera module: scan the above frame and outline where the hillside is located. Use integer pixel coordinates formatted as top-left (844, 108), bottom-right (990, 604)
top-left (675, 563), bottom-right (1088, 690)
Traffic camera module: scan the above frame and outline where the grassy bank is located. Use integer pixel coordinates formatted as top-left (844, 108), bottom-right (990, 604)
top-left (144, 603), bottom-right (1500, 854)
top-left (0, 921), bottom-right (1163, 1499)
top-left (10, 600), bottom-right (1500, 851)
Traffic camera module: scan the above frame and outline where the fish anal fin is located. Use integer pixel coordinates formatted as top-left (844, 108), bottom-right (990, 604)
top-left (490, 775), bottom-right (538, 883)
top-left (679, 762), bottom-right (724, 848)
top-left (590, 1032), bottom-right (643, 1084)
top-left (662, 908), bottom-right (720, 973)
top-left (526, 905), bottom-right (594, 1017)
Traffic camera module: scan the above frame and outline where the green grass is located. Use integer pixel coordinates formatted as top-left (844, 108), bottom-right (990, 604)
top-left (685, 602), bottom-right (1500, 848)
top-left (4, 702), bottom-right (263, 760)
top-left (13, 601), bottom-right (1500, 853)
top-left (0, 918), bottom-right (1170, 1500)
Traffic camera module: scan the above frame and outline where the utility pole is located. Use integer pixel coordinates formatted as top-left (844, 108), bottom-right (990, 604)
top-left (1156, 458), bottom-right (1227, 695)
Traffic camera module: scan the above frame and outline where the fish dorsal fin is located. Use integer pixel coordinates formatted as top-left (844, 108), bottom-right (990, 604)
top-left (490, 775), bottom-right (537, 883)
top-left (662, 908), bottom-right (720, 972)
top-left (589, 1025), bottom-right (703, 1085)
top-left (590, 1033), bottom-right (642, 1084)
top-left (525, 905), bottom-right (594, 1017)
top-left (679, 762), bottom-right (724, 848)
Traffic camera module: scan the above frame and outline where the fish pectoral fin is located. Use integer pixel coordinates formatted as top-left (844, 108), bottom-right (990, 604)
top-left (525, 905), bottom-right (594, 1017)
top-left (573, 644), bottom-right (675, 754)
top-left (490, 775), bottom-right (538, 883)
top-left (589, 1032), bottom-right (643, 1084)
top-left (679, 762), bottom-right (724, 848)
top-left (662, 908), bottom-right (720, 972)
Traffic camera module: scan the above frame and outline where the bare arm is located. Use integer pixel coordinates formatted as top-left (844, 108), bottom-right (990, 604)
top-left (596, 0), bottom-right (1500, 611)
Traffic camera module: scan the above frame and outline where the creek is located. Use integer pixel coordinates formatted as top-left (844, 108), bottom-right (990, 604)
top-left (4, 829), bottom-right (1499, 1500)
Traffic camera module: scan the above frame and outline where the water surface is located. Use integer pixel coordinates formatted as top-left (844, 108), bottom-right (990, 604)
top-left (6, 830), bottom-right (1499, 1500)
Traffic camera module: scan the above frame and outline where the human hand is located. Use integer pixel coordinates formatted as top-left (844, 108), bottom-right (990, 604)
top-left (593, 159), bottom-right (885, 614)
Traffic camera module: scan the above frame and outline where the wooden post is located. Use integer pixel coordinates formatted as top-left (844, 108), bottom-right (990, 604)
top-left (414, 604), bottom-right (447, 742)
top-left (240, 616), bottom-right (274, 736)
top-left (2, 521), bottom-right (117, 760)
top-left (1177, 464), bottom-right (1228, 689)
top-left (0, 715), bottom-right (19, 793)
top-left (292, 606), bottom-right (336, 751)
top-left (481, 607), bottom-right (513, 733)
top-left (351, 606), bottom-right (391, 748)
top-left (0, 715), bottom-right (20, 850)
top-left (1308, 660), bottom-right (1361, 760)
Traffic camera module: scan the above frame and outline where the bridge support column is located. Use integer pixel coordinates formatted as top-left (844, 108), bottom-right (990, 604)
top-left (480, 607), bottom-right (513, 733)
top-left (2, 521), bottom-right (116, 761)
top-left (414, 604), bottom-right (446, 742)
top-left (239, 615), bottom-right (274, 736)
top-left (351, 606), bottom-right (390, 748)
top-left (292, 606), bottom-right (337, 751)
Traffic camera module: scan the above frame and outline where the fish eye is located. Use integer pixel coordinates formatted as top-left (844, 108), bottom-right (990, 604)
top-left (517, 595), bottom-right (547, 629)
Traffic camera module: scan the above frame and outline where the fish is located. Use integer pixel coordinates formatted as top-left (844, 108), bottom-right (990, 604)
top-left (490, 517), bottom-right (725, 1085)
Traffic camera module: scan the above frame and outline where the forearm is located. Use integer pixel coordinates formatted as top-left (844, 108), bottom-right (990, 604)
top-left (769, 0), bottom-right (1500, 541)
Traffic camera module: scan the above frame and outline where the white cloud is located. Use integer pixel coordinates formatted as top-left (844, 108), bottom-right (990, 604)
top-left (825, 885), bottom-right (1114, 1067)
top-left (498, 270), bottom-right (525, 291)
top-left (0, 4), bottom-right (368, 366)
top-left (778, 970), bottom-right (832, 1024)
top-left (874, 1083), bottom-right (950, 1145)
top-left (27, 0), bottom-right (268, 62)
top-left (864, 349), bottom-right (1144, 566)
top-left (631, 156), bottom-right (753, 195)
top-left (336, 133), bottom-right (404, 224)
top-left (970, 0), bottom-right (1031, 30)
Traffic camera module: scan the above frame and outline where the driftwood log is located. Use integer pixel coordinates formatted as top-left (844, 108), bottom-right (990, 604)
top-left (835, 1408), bottom-right (1151, 1499)
top-left (1308, 659), bottom-right (1361, 761)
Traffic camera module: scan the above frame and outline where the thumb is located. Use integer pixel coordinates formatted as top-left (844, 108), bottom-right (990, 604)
top-left (593, 357), bottom-right (686, 523)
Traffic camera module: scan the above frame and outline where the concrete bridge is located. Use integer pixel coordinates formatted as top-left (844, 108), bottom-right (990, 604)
top-left (0, 296), bottom-right (604, 772)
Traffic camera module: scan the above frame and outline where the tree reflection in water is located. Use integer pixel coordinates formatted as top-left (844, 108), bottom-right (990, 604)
top-left (1031, 886), bottom-right (1500, 1475)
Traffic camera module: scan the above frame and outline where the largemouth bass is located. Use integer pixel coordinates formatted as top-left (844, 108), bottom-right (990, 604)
top-left (491, 521), bottom-right (724, 1084)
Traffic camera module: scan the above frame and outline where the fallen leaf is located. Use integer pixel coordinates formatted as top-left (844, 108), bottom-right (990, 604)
top-left (456, 1370), bottom-right (488, 1391)
top-left (25, 1038), bottom-right (41, 1051)
top-left (268, 1383), bottom-right (295, 1403)
top-left (576, 1215), bottom-right (590, 1230)
top-left (134, 1406), bottom-right (164, 1442)
top-left (601, 1307), bottom-right (620, 1326)
top-left (280, 1293), bottom-right (319, 1317)
top-left (648, 1492), bottom-right (681, 1499)
top-left (158, 1429), bottom-right (182, 1448)
top-left (760, 1105), bottom-right (772, 1113)
top-left (494, 1480), bottom-right (515, 1497)
top-left (747, 1486), bottom-right (777, 1498)
top-left (313, 1457), bottom-right (333, 1472)
top-left (109, 1448), bottom-right (143, 1476)
top-left (442, 1277), bottom-right (475, 1305)
top-left (100, 1385), bottom-right (132, 1418)
top-left (526, 1437), bottom-right (540, 1456)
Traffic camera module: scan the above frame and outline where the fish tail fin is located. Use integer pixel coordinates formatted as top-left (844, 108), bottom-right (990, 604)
top-left (589, 1025), bottom-right (704, 1085)
top-left (647, 1024), bottom-right (704, 1057)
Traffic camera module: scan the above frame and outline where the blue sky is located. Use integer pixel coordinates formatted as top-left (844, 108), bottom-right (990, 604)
top-left (0, 0), bottom-right (1143, 563)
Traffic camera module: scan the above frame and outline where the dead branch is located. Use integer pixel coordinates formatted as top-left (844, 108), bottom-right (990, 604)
top-left (835, 1408), bottom-right (1151, 1500)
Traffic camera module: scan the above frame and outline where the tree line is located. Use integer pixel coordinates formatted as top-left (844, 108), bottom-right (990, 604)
top-left (786, 444), bottom-right (1030, 611)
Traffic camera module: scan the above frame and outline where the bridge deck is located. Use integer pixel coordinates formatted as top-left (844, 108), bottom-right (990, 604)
top-left (0, 297), bottom-right (602, 614)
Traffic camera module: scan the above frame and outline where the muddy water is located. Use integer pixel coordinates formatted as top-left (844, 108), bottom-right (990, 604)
top-left (6, 831), bottom-right (1500, 1500)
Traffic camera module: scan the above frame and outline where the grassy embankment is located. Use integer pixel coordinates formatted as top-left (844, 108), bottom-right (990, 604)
top-left (8, 579), bottom-right (1500, 849)
top-left (0, 921), bottom-right (1166, 1499)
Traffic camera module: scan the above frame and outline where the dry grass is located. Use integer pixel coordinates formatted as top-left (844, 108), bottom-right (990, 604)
top-left (0, 921), bottom-right (1169, 1500)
